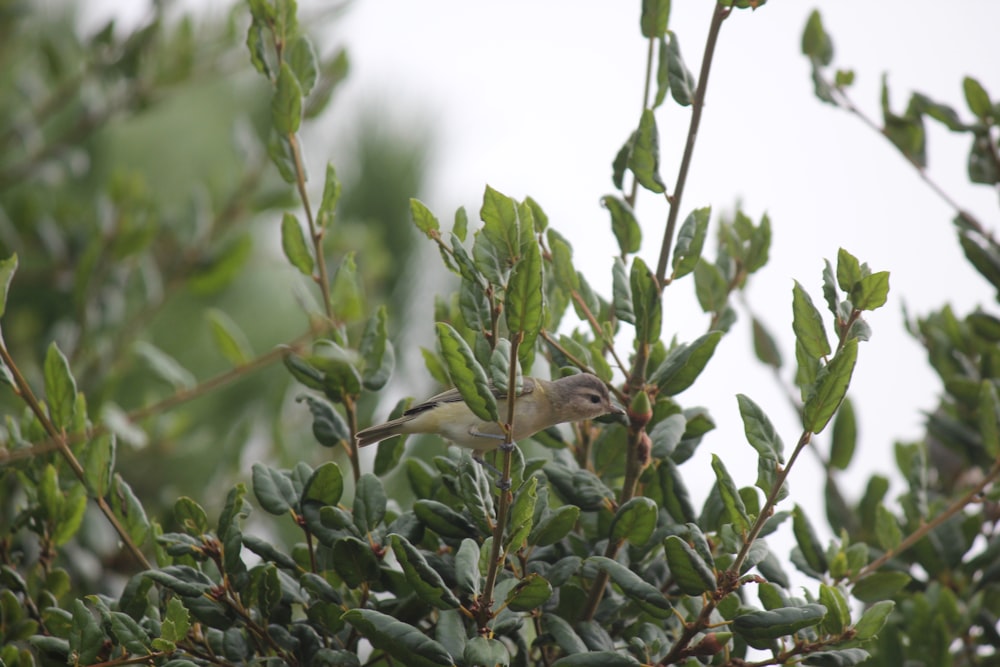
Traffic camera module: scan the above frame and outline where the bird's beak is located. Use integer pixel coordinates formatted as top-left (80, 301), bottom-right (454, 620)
top-left (610, 403), bottom-right (626, 416)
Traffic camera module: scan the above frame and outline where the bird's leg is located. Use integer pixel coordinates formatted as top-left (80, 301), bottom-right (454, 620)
top-left (469, 428), bottom-right (512, 490)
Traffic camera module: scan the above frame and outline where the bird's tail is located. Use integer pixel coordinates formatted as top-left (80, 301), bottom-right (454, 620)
top-left (355, 416), bottom-right (414, 448)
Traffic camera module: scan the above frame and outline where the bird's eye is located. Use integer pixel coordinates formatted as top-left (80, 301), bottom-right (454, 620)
top-left (589, 394), bottom-right (601, 404)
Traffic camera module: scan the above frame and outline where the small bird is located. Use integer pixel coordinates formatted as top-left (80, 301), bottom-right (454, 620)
top-left (355, 373), bottom-right (623, 451)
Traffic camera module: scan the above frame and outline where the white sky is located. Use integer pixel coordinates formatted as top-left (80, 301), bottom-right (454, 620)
top-left (82, 0), bottom-right (1000, 583)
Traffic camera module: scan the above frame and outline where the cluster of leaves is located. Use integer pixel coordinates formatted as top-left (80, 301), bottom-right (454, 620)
top-left (802, 10), bottom-right (1000, 667)
top-left (803, 10), bottom-right (1000, 190)
top-left (2, 1), bottom-right (997, 667)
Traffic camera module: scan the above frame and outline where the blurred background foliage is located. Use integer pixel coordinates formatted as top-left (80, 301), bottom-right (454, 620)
top-left (0, 0), bottom-right (431, 531)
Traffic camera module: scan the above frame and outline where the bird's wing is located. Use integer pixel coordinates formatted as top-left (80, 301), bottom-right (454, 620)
top-left (403, 378), bottom-right (536, 416)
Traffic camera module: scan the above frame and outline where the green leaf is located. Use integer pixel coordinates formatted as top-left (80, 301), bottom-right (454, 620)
top-left (609, 497), bottom-right (658, 547)
top-left (630, 256), bottom-right (662, 348)
top-left (302, 461), bottom-right (344, 506)
top-left (523, 196), bottom-right (548, 233)
top-left (959, 231), bottom-right (1000, 289)
top-left (506, 235), bottom-right (543, 370)
top-left (980, 380), bottom-right (1000, 458)
top-left (792, 504), bottom-right (827, 574)
top-left (44, 342), bottom-right (77, 430)
top-left (543, 614), bottom-right (587, 654)
top-left (836, 248), bottom-right (862, 292)
top-left (667, 31), bottom-right (696, 106)
top-left (528, 504), bottom-right (580, 547)
top-left (507, 476), bottom-right (538, 550)
top-left (489, 341), bottom-right (519, 397)
top-left (360, 305), bottom-right (395, 390)
top-left (390, 534), bottom-right (461, 610)
top-left (664, 535), bottom-right (717, 595)
top-left (69, 600), bottom-right (105, 665)
top-left (548, 229), bottom-right (579, 293)
top-left (205, 308), bottom-right (253, 366)
top-left (109, 611), bottom-right (149, 655)
top-left (612, 257), bottom-right (635, 325)
top-left (640, 0), bottom-right (670, 38)
top-left (161, 597), bottom-right (190, 643)
top-left (435, 322), bottom-right (497, 422)
top-left (601, 196), bottom-right (642, 255)
top-left (829, 396), bottom-right (856, 469)
top-left (410, 198), bottom-right (440, 239)
top-left (711, 455), bottom-right (751, 532)
top-left (881, 77), bottom-right (926, 166)
top-left (628, 109), bottom-right (666, 193)
top-left (374, 398), bottom-right (411, 475)
top-left (174, 497), bottom-right (209, 536)
top-left (803, 649), bottom-right (872, 667)
top-left (0, 253), bottom-right (17, 318)
top-left (612, 133), bottom-right (635, 191)
top-left (792, 281), bottom-right (831, 359)
top-left (649, 332), bottom-right (722, 395)
top-left (852, 571), bottom-right (910, 603)
top-left (874, 504), bottom-right (902, 551)
top-left (732, 604), bottom-right (827, 646)
top-left (963, 76), bottom-right (992, 118)
top-left (413, 500), bottom-right (478, 539)
top-left (653, 36), bottom-right (670, 108)
top-left (317, 163), bottom-right (342, 228)
top-left (343, 608), bottom-right (455, 667)
top-left (331, 536), bottom-right (379, 588)
top-left (281, 212), bottom-right (314, 276)
top-left (587, 556), bottom-right (672, 619)
top-left (354, 473), bottom-right (387, 534)
top-left (272, 62), bottom-right (302, 134)
top-left (82, 434), bottom-right (115, 498)
top-left (252, 463), bottom-right (297, 516)
top-left (288, 34), bottom-right (318, 95)
top-left (296, 394), bottom-right (349, 448)
top-left (330, 252), bottom-right (363, 322)
top-left (504, 573), bottom-right (552, 612)
top-left (53, 484), bottom-right (86, 547)
top-left (145, 567), bottom-right (213, 598)
top-left (819, 583), bottom-right (850, 635)
top-left (736, 394), bottom-right (785, 463)
top-left (803, 339), bottom-right (858, 433)
top-left (850, 271), bottom-right (890, 311)
top-left (854, 600), bottom-right (894, 640)
top-left (455, 538), bottom-right (482, 597)
top-left (477, 185), bottom-right (520, 282)
top-left (801, 10), bottom-right (833, 66)
top-left (464, 636), bottom-right (510, 667)
top-left (111, 475), bottom-right (150, 547)
top-left (672, 207), bottom-right (710, 278)
top-left (454, 206), bottom-right (469, 241)
top-left (693, 260), bottom-right (727, 314)
top-left (648, 459), bottom-right (695, 523)
top-left (751, 317), bottom-right (783, 369)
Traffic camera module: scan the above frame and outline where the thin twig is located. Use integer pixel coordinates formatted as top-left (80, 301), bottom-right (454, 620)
top-left (655, 3), bottom-right (731, 285)
top-left (478, 334), bottom-right (523, 631)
